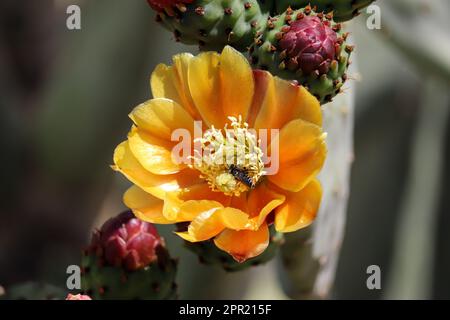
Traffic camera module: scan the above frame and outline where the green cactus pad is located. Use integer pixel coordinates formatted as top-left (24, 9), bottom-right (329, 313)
top-left (250, 6), bottom-right (352, 104)
top-left (156, 0), bottom-right (272, 51)
top-left (274, 0), bottom-right (375, 22)
top-left (184, 228), bottom-right (284, 272)
top-left (81, 245), bottom-right (178, 300)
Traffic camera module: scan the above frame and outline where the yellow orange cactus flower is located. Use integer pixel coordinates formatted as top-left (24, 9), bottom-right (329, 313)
top-left (112, 46), bottom-right (327, 262)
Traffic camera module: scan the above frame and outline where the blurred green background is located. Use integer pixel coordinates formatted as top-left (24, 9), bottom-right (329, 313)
top-left (0, 0), bottom-right (449, 299)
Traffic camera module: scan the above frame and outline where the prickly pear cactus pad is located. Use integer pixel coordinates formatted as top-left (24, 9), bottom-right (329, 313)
top-left (113, 46), bottom-right (326, 264)
top-left (81, 211), bottom-right (178, 300)
top-left (148, 0), bottom-right (272, 51)
top-left (275, 0), bottom-right (376, 22)
top-left (250, 6), bottom-right (352, 104)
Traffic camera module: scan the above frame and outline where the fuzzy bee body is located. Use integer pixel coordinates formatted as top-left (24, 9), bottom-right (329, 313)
top-left (228, 164), bottom-right (255, 189)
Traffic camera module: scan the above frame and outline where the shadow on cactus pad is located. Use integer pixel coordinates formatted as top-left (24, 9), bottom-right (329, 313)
top-left (1, 282), bottom-right (66, 300)
top-left (184, 228), bottom-right (284, 272)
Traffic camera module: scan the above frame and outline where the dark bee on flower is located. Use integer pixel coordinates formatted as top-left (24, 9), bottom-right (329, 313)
top-left (228, 164), bottom-right (255, 189)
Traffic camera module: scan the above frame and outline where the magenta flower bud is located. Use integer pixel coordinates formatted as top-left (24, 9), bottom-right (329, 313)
top-left (66, 293), bottom-right (92, 300)
top-left (279, 16), bottom-right (338, 75)
top-left (90, 211), bottom-right (163, 271)
top-left (146, 0), bottom-right (194, 14)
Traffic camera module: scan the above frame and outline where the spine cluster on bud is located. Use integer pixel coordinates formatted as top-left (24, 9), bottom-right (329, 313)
top-left (250, 5), bottom-right (352, 104)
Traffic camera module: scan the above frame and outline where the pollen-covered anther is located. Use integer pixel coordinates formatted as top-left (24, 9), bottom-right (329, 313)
top-left (191, 116), bottom-right (265, 196)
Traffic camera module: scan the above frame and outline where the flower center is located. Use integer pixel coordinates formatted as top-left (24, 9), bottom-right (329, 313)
top-left (192, 116), bottom-right (265, 196)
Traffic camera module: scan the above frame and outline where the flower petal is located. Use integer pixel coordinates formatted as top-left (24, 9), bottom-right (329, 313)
top-left (151, 53), bottom-right (199, 119)
top-left (247, 70), bottom-right (272, 127)
top-left (128, 127), bottom-right (183, 175)
top-left (248, 182), bottom-right (285, 227)
top-left (112, 141), bottom-right (201, 199)
top-left (274, 179), bottom-right (322, 232)
top-left (219, 46), bottom-right (254, 121)
top-left (129, 98), bottom-right (196, 141)
top-left (123, 185), bottom-right (171, 224)
top-left (268, 119), bottom-right (327, 192)
top-left (176, 207), bottom-right (251, 242)
top-left (214, 223), bottom-right (270, 262)
top-left (162, 183), bottom-right (231, 221)
top-left (177, 183), bottom-right (232, 206)
top-left (274, 118), bottom-right (326, 164)
top-left (163, 192), bottom-right (223, 222)
top-left (188, 51), bottom-right (225, 128)
top-left (253, 76), bottom-right (322, 131)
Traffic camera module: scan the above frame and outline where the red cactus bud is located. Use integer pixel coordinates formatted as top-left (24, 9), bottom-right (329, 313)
top-left (90, 211), bottom-right (163, 271)
top-left (279, 16), bottom-right (338, 75)
top-left (146, 0), bottom-right (193, 13)
top-left (66, 293), bottom-right (92, 300)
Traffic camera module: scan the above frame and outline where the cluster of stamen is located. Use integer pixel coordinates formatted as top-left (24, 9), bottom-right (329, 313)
top-left (191, 116), bottom-right (265, 196)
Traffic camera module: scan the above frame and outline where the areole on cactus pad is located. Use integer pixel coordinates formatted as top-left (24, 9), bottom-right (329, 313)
top-left (147, 0), bottom-right (272, 51)
top-left (81, 211), bottom-right (177, 300)
top-left (250, 6), bottom-right (352, 104)
top-left (275, 0), bottom-right (376, 22)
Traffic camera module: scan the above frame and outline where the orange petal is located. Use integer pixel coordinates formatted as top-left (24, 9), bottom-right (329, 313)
top-left (162, 183), bottom-right (231, 221)
top-left (230, 193), bottom-right (249, 213)
top-left (123, 185), bottom-right (171, 224)
top-left (268, 119), bottom-right (327, 192)
top-left (176, 207), bottom-right (251, 242)
top-left (214, 223), bottom-right (270, 262)
top-left (188, 51), bottom-right (225, 128)
top-left (274, 118), bottom-right (326, 164)
top-left (247, 70), bottom-right (272, 127)
top-left (151, 53), bottom-right (201, 119)
top-left (253, 76), bottom-right (322, 131)
top-left (178, 183), bottom-right (232, 207)
top-left (128, 98), bottom-right (196, 141)
top-left (274, 179), bottom-right (322, 232)
top-left (219, 46), bottom-right (254, 121)
top-left (163, 192), bottom-right (223, 222)
top-left (128, 127), bottom-right (183, 175)
top-left (248, 182), bottom-right (285, 227)
top-left (112, 141), bottom-right (201, 199)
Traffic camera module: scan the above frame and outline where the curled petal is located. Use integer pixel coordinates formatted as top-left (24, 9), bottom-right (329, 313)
top-left (219, 46), bottom-right (254, 121)
top-left (248, 182), bottom-right (285, 227)
top-left (253, 74), bottom-right (322, 131)
top-left (129, 98), bottom-right (196, 141)
top-left (188, 51), bottom-right (224, 128)
top-left (268, 119), bottom-right (327, 192)
top-left (214, 223), bottom-right (270, 262)
top-left (128, 127), bottom-right (183, 175)
top-left (151, 53), bottom-right (199, 119)
top-left (123, 185), bottom-right (170, 224)
top-left (274, 179), bottom-right (322, 232)
top-left (112, 141), bottom-right (201, 199)
top-left (176, 207), bottom-right (251, 242)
